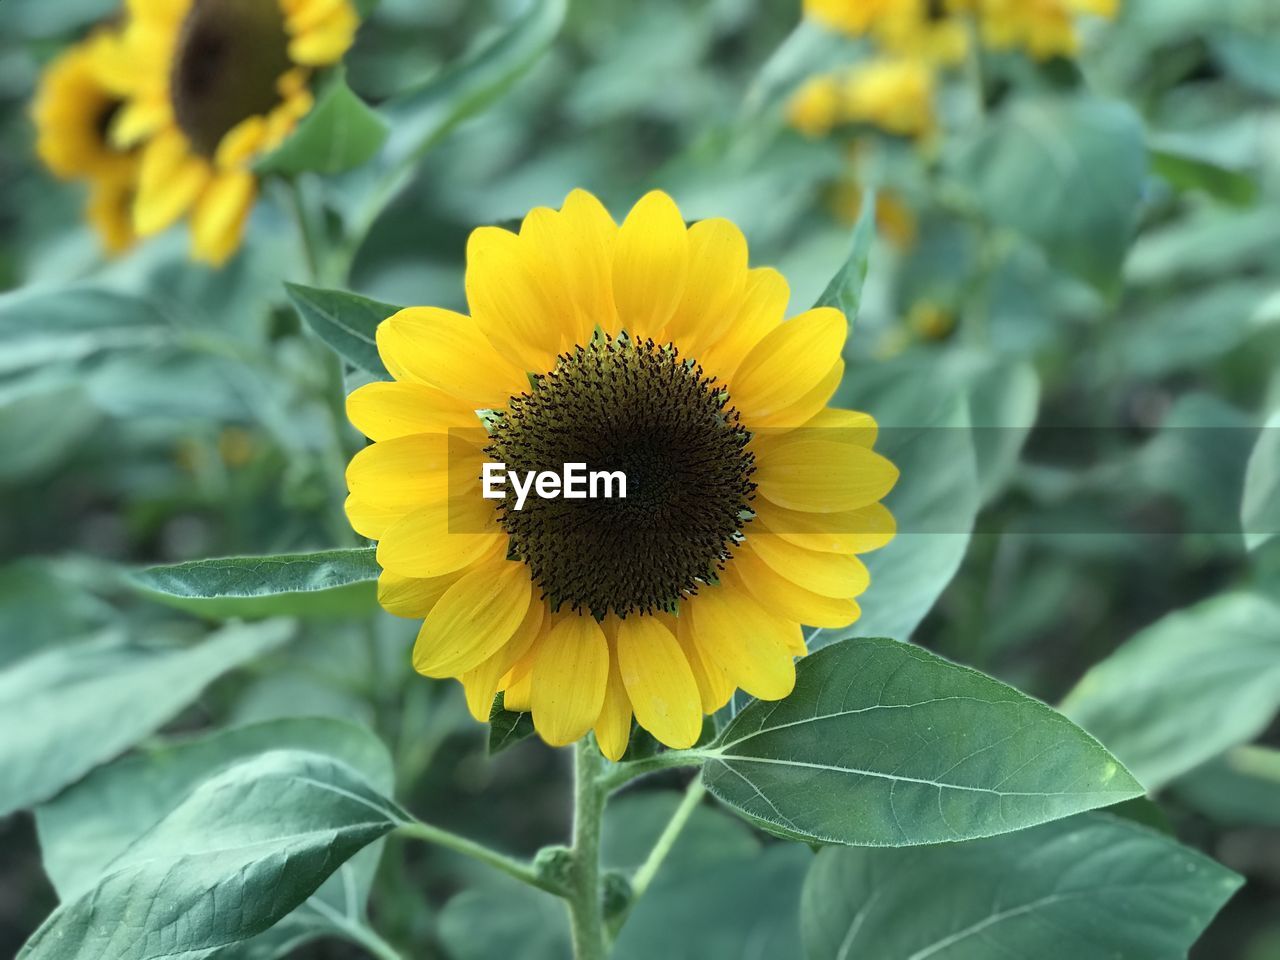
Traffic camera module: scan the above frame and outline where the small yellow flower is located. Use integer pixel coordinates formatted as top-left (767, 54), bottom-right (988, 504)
top-left (31, 29), bottom-right (139, 254)
top-left (976, 0), bottom-right (1119, 60)
top-left (111, 0), bottom-right (359, 265)
top-left (345, 190), bottom-right (899, 759)
top-left (788, 58), bottom-right (936, 139)
top-left (806, 0), bottom-right (969, 65)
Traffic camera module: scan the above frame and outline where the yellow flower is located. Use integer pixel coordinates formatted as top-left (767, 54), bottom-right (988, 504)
top-left (806, 0), bottom-right (969, 65)
top-left (111, 0), bottom-right (359, 265)
top-left (976, 0), bottom-right (1119, 60)
top-left (788, 59), bottom-right (936, 139)
top-left (345, 190), bottom-right (899, 759)
top-left (31, 29), bottom-right (139, 254)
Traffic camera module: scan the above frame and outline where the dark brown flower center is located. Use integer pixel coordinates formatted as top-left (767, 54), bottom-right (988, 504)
top-left (171, 0), bottom-right (291, 157)
top-left (485, 334), bottom-right (756, 620)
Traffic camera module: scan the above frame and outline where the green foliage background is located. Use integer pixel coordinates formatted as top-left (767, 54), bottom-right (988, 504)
top-left (1, 0), bottom-right (1280, 957)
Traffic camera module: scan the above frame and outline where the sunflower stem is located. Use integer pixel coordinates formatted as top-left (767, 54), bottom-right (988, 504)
top-left (607, 777), bottom-right (706, 939)
top-left (567, 738), bottom-right (609, 960)
top-left (596, 749), bottom-right (707, 794)
top-left (396, 820), bottom-right (555, 894)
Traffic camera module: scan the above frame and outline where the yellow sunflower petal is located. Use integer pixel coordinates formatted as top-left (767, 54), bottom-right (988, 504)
top-left (376, 498), bottom-right (501, 579)
top-left (465, 225), bottom-right (561, 372)
top-left (616, 616), bottom-right (703, 750)
top-left (344, 495), bottom-right (402, 540)
top-left (612, 190), bottom-right (689, 336)
top-left (755, 438), bottom-right (899, 512)
top-left (699, 267), bottom-right (789, 382)
top-left (663, 218), bottom-right (748, 354)
top-left (755, 500), bottom-right (896, 554)
top-left (531, 615), bottom-right (610, 747)
top-left (675, 613), bottom-right (735, 713)
top-left (214, 115), bottom-right (269, 169)
top-left (724, 549), bottom-right (861, 629)
top-left (134, 130), bottom-right (211, 236)
top-left (346, 381), bottom-right (480, 441)
top-left (288, 2), bottom-right (358, 65)
top-left (687, 583), bottom-right (797, 701)
top-left (731, 307), bottom-right (847, 424)
top-left (346, 434), bottom-right (479, 510)
top-left (460, 594), bottom-right (545, 720)
top-left (191, 169), bottom-right (255, 266)
top-left (594, 638), bottom-right (633, 762)
top-left (413, 559), bottom-right (532, 677)
top-left (378, 566), bottom-right (466, 619)
top-left (376, 306), bottom-right (528, 407)
top-left (502, 650), bottom-right (536, 711)
top-left (746, 525), bottom-right (871, 598)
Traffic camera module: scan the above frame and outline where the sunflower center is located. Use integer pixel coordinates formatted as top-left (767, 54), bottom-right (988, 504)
top-left (171, 0), bottom-right (292, 157)
top-left (485, 334), bottom-right (756, 620)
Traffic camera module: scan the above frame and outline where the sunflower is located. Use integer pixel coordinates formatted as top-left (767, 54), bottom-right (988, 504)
top-left (975, 0), bottom-right (1118, 60)
top-left (788, 58), bottom-right (936, 140)
top-left (31, 28), bottom-right (139, 254)
top-left (110, 0), bottom-right (359, 265)
top-left (345, 190), bottom-right (898, 759)
top-left (805, 0), bottom-right (969, 65)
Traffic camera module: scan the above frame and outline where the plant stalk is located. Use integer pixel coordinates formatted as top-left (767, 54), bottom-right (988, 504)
top-left (396, 820), bottom-right (554, 893)
top-left (568, 738), bottom-right (609, 960)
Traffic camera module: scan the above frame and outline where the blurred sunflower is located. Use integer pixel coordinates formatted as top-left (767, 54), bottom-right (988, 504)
top-left (345, 190), bottom-right (898, 759)
top-left (788, 58), bottom-right (936, 139)
top-left (806, 0), bottom-right (969, 64)
top-left (974, 0), bottom-right (1118, 60)
top-left (31, 28), bottom-right (138, 254)
top-left (110, 0), bottom-right (359, 265)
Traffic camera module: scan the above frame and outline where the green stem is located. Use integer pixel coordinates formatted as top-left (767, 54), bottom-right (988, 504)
top-left (567, 739), bottom-right (609, 960)
top-left (286, 177), bottom-right (322, 285)
top-left (397, 820), bottom-right (555, 894)
top-left (608, 778), bottom-right (706, 938)
top-left (597, 749), bottom-right (706, 794)
top-left (304, 898), bottom-right (404, 960)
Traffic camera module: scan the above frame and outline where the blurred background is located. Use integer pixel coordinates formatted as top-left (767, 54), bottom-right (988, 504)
top-left (1, 0), bottom-right (1279, 957)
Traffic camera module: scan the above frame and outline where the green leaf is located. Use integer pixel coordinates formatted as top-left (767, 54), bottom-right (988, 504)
top-left (256, 69), bottom-right (389, 177)
top-left (0, 621), bottom-right (291, 817)
top-left (35, 716), bottom-right (393, 897)
top-left (1063, 593), bottom-right (1280, 790)
top-left (1242, 412), bottom-right (1280, 551)
top-left (954, 95), bottom-right (1146, 292)
top-left (285, 282), bottom-right (400, 377)
top-left (0, 559), bottom-right (111, 668)
top-left (36, 718), bottom-right (395, 959)
top-left (125, 548), bottom-right (380, 619)
top-left (823, 364), bottom-right (980, 643)
top-left (801, 813), bottom-right (1242, 959)
top-left (0, 381), bottom-right (99, 483)
top-left (1173, 746), bottom-right (1280, 828)
top-left (488, 693), bottom-right (536, 755)
top-left (813, 188), bottom-right (875, 317)
top-left (700, 638), bottom-right (1143, 846)
top-left (0, 285), bottom-right (167, 378)
top-left (19, 750), bottom-right (406, 960)
top-left (1150, 148), bottom-right (1258, 207)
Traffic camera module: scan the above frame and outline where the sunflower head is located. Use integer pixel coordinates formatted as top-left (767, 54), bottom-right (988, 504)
top-left (32, 29), bottom-right (139, 254)
top-left (345, 190), bottom-right (899, 760)
top-left (112, 0), bottom-right (359, 264)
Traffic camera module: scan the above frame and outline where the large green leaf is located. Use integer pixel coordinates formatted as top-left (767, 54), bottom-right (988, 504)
top-left (0, 621), bottom-right (291, 817)
top-left (35, 717), bottom-right (393, 897)
top-left (801, 813), bottom-right (1241, 959)
top-left (1173, 746), bottom-right (1280, 828)
top-left (285, 283), bottom-right (400, 378)
top-left (19, 750), bottom-right (406, 960)
top-left (255, 69), bottom-right (389, 177)
top-left (1062, 593), bottom-right (1280, 790)
top-left (0, 559), bottom-right (111, 668)
top-left (125, 549), bottom-right (380, 619)
top-left (36, 718), bottom-right (395, 959)
top-left (699, 638), bottom-right (1143, 846)
top-left (0, 285), bottom-right (167, 378)
top-left (954, 94), bottom-right (1146, 292)
top-left (1242, 412), bottom-right (1280, 551)
top-left (821, 365), bottom-right (980, 644)
top-left (0, 381), bottom-right (100, 483)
